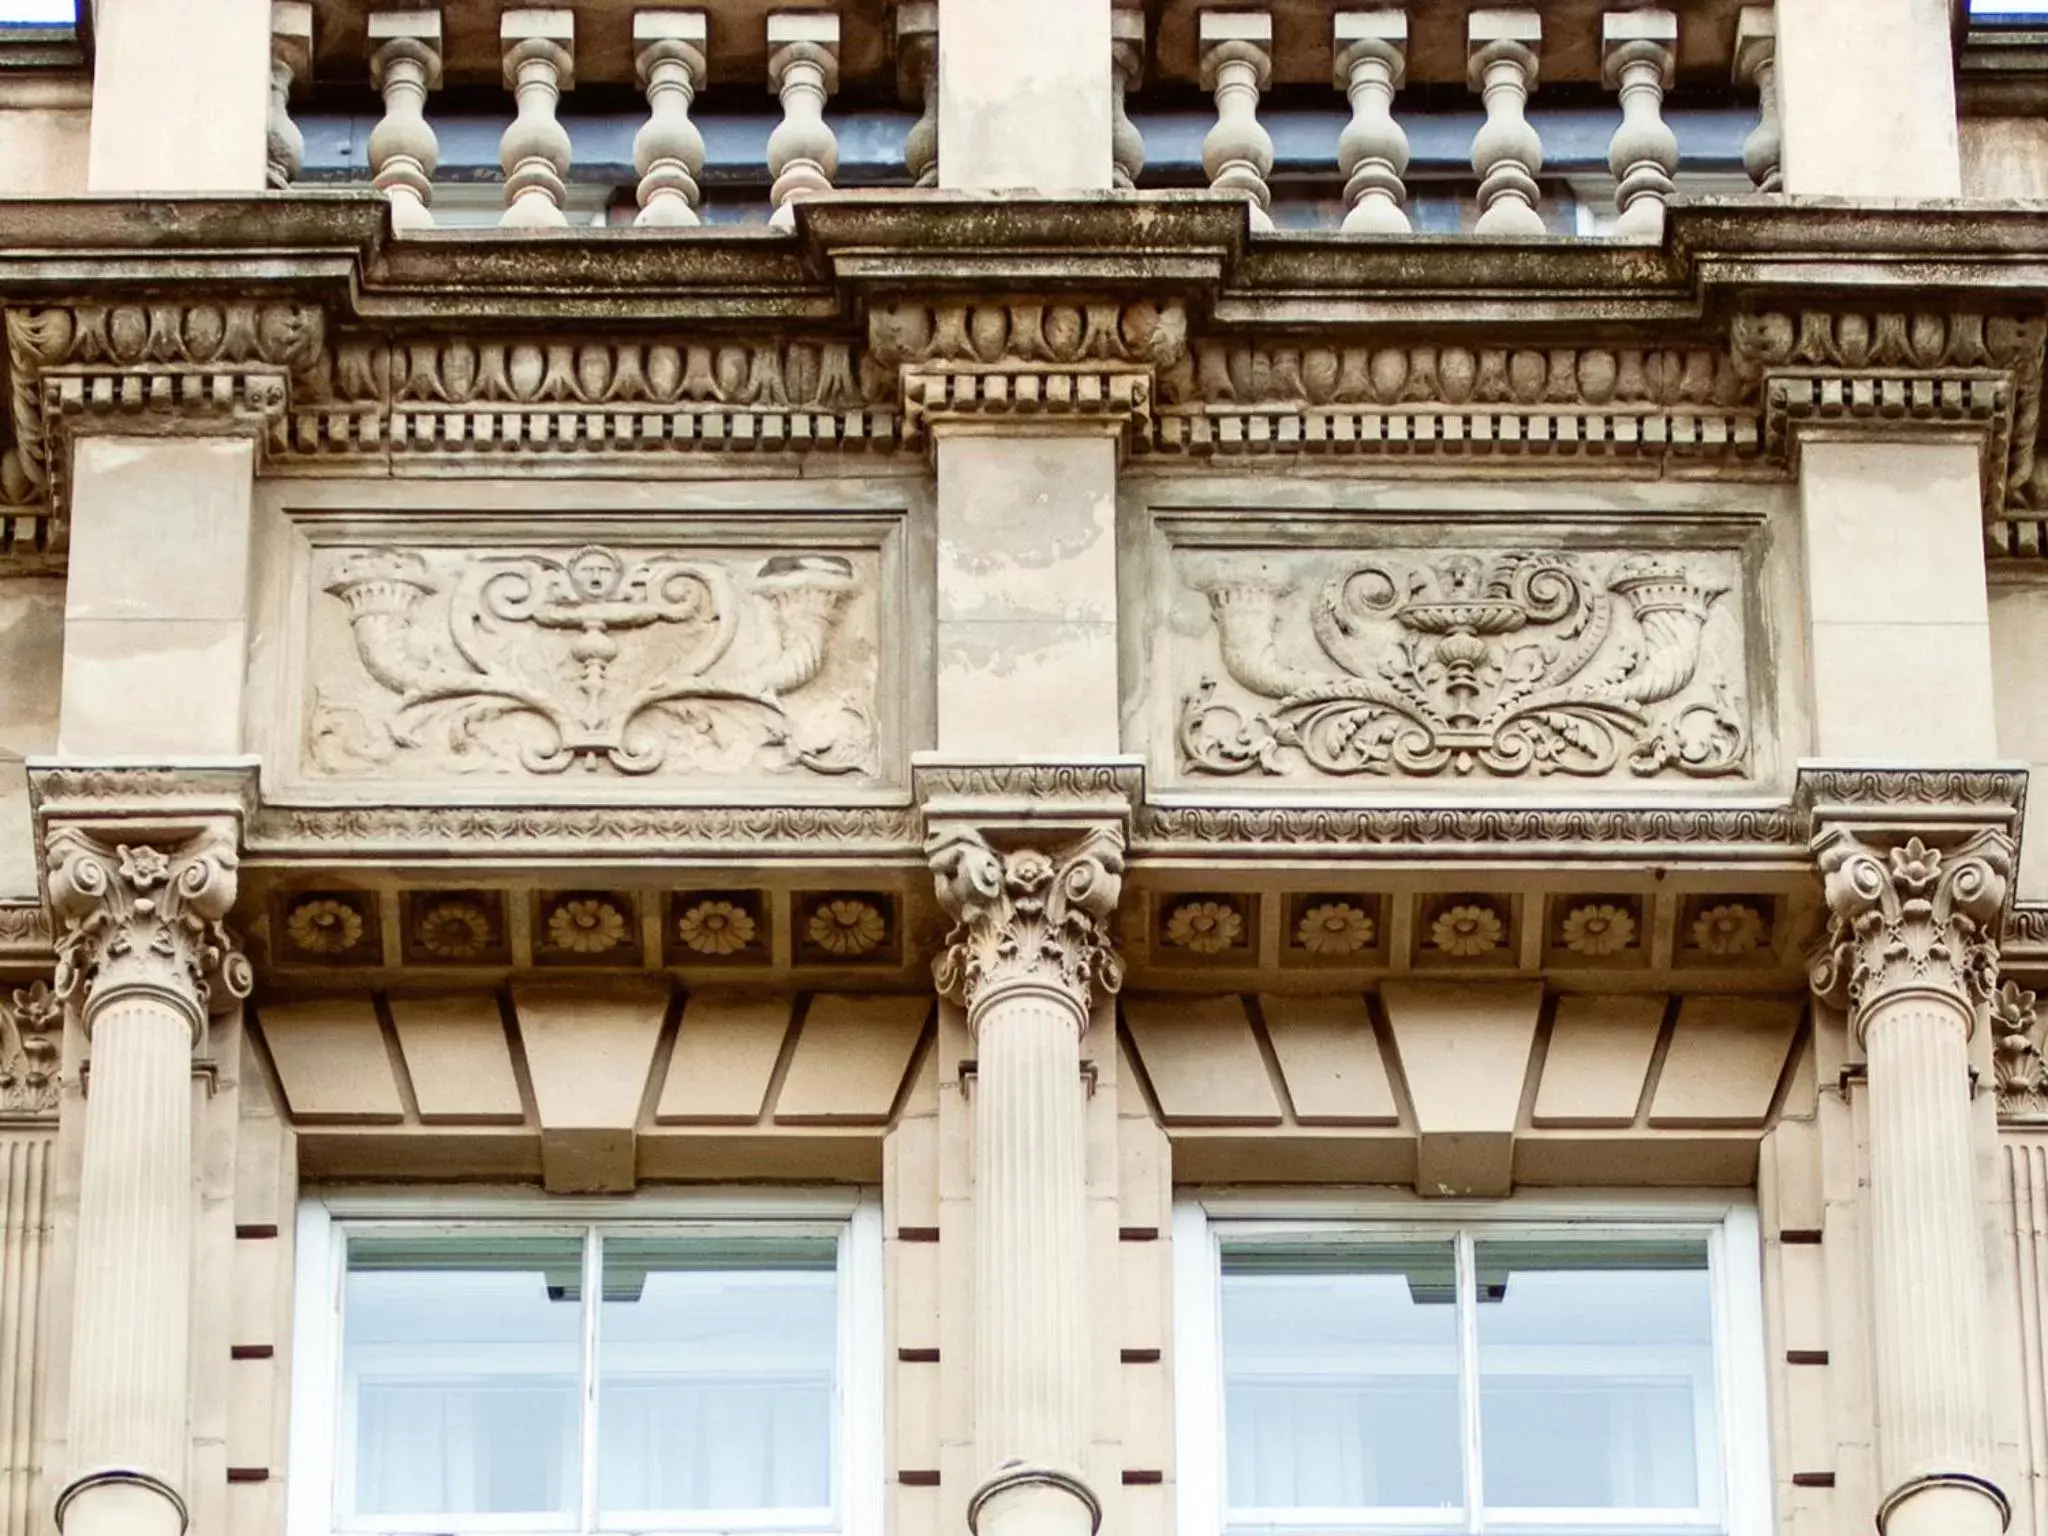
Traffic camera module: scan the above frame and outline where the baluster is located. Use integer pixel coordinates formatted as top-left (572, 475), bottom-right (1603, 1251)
top-left (1467, 9), bottom-right (1544, 236)
top-left (897, 2), bottom-right (938, 187)
top-left (767, 12), bottom-right (840, 229)
top-left (368, 10), bottom-right (442, 230)
top-left (633, 10), bottom-right (707, 226)
top-left (499, 8), bottom-right (575, 228)
top-left (1735, 4), bottom-right (1781, 193)
top-left (1334, 10), bottom-right (1409, 233)
top-left (267, 3), bottom-right (312, 189)
top-left (1200, 10), bottom-right (1274, 232)
top-left (1111, 5), bottom-right (1146, 190)
top-left (1603, 10), bottom-right (1677, 238)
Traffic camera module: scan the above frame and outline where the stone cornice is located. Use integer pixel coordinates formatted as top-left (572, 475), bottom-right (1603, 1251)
top-left (14, 196), bottom-right (2048, 556)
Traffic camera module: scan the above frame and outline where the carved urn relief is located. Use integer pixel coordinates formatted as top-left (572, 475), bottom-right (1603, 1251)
top-left (1173, 544), bottom-right (1752, 782)
top-left (304, 541), bottom-right (884, 783)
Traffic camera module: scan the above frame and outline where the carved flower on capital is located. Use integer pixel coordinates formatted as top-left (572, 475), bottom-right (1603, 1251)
top-left (1561, 903), bottom-right (1636, 958)
top-left (416, 900), bottom-right (495, 960)
top-left (286, 898), bottom-right (365, 956)
top-left (1296, 902), bottom-right (1375, 956)
top-left (118, 844), bottom-right (171, 891)
top-left (808, 899), bottom-right (887, 957)
top-left (546, 899), bottom-right (629, 956)
top-left (1431, 904), bottom-right (1505, 958)
top-left (678, 900), bottom-right (758, 957)
top-left (1889, 837), bottom-right (1943, 898)
top-left (1008, 852), bottom-right (1055, 899)
top-left (1693, 903), bottom-right (1765, 956)
top-left (1165, 900), bottom-right (1244, 955)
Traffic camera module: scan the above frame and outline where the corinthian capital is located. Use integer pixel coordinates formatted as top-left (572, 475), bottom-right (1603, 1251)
top-left (1810, 826), bottom-right (2012, 1041)
top-left (927, 824), bottom-right (1126, 1029)
top-left (44, 824), bottom-right (252, 1037)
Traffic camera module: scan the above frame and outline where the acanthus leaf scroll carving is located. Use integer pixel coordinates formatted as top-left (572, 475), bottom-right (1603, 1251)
top-left (928, 825), bottom-right (1126, 1028)
top-left (1177, 548), bottom-right (1748, 782)
top-left (311, 542), bottom-right (881, 781)
top-left (44, 825), bottom-right (252, 1033)
top-left (1992, 979), bottom-right (2048, 1120)
top-left (0, 980), bottom-right (60, 1114)
top-left (1809, 829), bottom-right (2013, 1042)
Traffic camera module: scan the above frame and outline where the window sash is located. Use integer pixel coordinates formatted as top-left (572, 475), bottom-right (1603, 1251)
top-left (1176, 1200), bottom-right (1769, 1536)
top-left (291, 1193), bottom-right (882, 1536)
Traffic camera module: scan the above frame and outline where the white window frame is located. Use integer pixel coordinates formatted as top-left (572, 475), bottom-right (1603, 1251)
top-left (289, 1189), bottom-right (885, 1536)
top-left (1172, 1192), bottom-right (1772, 1536)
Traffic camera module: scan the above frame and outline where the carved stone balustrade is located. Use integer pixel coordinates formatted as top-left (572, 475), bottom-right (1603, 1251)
top-left (897, 1), bottom-right (938, 188)
top-left (1334, 10), bottom-right (1409, 234)
top-left (1468, 9), bottom-right (1545, 236)
top-left (766, 12), bottom-right (841, 230)
top-left (367, 10), bottom-right (442, 230)
top-left (266, 2), bottom-right (312, 191)
top-left (1603, 10), bottom-right (1679, 238)
top-left (632, 10), bottom-right (708, 227)
top-left (500, 9), bottom-right (577, 227)
top-left (1736, 4), bottom-right (1782, 193)
top-left (1110, 7), bottom-right (1146, 191)
top-left (1200, 11), bottom-right (1276, 232)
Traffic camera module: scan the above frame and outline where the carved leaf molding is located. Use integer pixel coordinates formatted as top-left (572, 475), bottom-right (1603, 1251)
top-left (1177, 548), bottom-right (1749, 781)
top-left (310, 542), bottom-right (880, 780)
top-left (0, 980), bottom-right (59, 1115)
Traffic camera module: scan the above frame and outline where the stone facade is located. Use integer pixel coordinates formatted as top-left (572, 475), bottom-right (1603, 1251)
top-left (6, 5), bottom-right (2048, 1536)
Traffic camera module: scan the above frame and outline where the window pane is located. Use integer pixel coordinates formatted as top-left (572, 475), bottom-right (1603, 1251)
top-left (343, 1234), bottom-right (586, 1521)
top-left (597, 1234), bottom-right (839, 1520)
top-left (1474, 1237), bottom-right (1716, 1514)
top-left (1220, 1241), bottom-right (1464, 1516)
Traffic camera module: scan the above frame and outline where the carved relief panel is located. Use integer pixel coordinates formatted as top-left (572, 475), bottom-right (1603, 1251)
top-left (258, 484), bottom-right (915, 799)
top-left (1132, 491), bottom-right (1783, 792)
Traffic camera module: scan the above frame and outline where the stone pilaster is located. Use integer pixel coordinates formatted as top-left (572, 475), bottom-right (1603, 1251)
top-left (44, 824), bottom-right (249, 1536)
top-left (922, 764), bottom-right (1134, 1536)
top-left (1810, 820), bottom-right (2013, 1536)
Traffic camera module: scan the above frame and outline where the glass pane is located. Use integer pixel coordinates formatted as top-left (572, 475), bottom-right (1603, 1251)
top-left (343, 1233), bottom-right (586, 1521)
top-left (1474, 1236), bottom-right (1716, 1514)
top-left (597, 1234), bottom-right (839, 1520)
top-left (1220, 1241), bottom-right (1464, 1516)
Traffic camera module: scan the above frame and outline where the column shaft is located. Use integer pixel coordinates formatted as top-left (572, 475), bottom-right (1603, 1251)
top-left (57, 990), bottom-right (196, 1536)
top-left (974, 986), bottom-right (1092, 1517)
top-left (1863, 993), bottom-right (2004, 1536)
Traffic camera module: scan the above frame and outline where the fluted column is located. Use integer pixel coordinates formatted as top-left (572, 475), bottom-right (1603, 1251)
top-left (266, 3), bottom-right (311, 190)
top-left (1602, 11), bottom-right (1677, 239)
top-left (1467, 10), bottom-right (1544, 236)
top-left (1334, 10), bottom-right (1409, 234)
top-left (1735, 5), bottom-right (1781, 194)
top-left (500, 9), bottom-right (576, 228)
top-left (1199, 12), bottom-right (1274, 232)
top-left (766, 13), bottom-right (840, 230)
top-left (45, 826), bottom-right (250, 1536)
top-left (929, 824), bottom-right (1125, 1536)
top-left (369, 11), bottom-right (442, 231)
top-left (1811, 827), bottom-right (2013, 1536)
